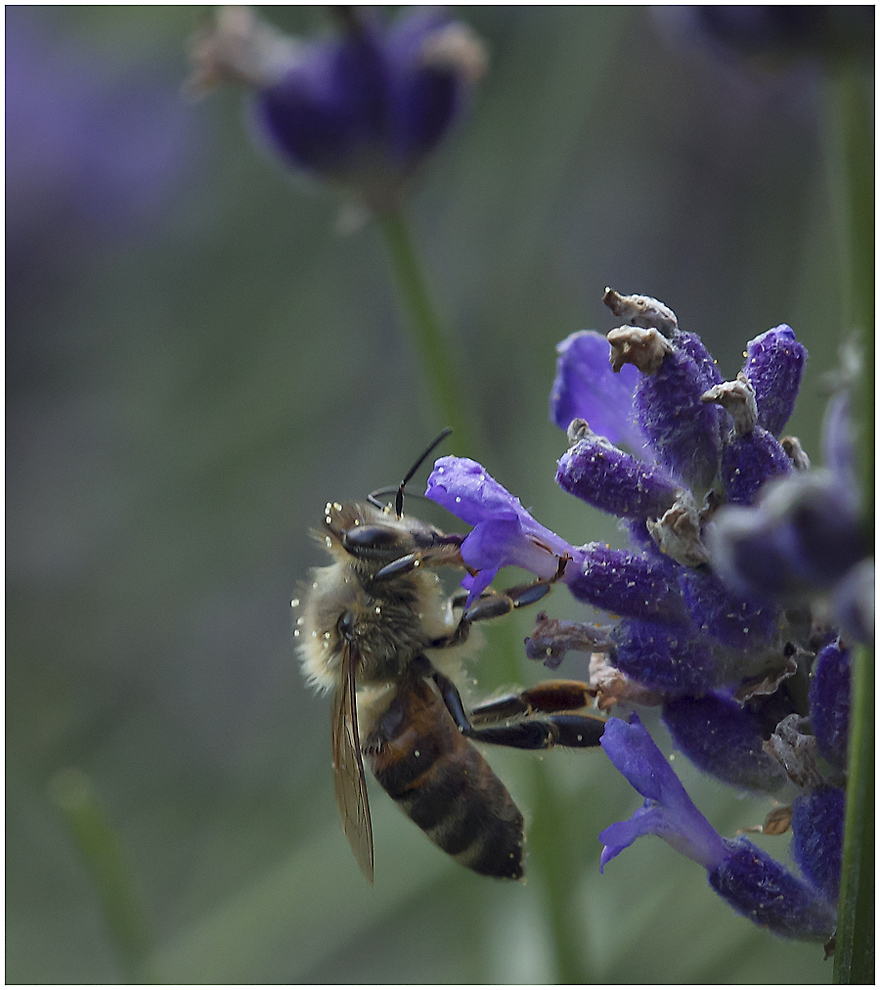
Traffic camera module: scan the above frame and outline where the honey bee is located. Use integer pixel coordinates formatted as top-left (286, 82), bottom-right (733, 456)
top-left (294, 433), bottom-right (605, 882)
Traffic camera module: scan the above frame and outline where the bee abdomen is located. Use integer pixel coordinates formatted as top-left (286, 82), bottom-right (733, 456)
top-left (365, 681), bottom-right (525, 880)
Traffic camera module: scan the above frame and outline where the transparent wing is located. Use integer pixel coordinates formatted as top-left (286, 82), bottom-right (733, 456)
top-left (331, 638), bottom-right (374, 884)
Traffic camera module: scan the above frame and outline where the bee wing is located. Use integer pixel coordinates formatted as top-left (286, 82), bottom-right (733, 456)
top-left (331, 638), bottom-right (375, 884)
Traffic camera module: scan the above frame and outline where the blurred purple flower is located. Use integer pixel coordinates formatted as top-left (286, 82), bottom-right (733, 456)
top-left (6, 7), bottom-right (200, 329)
top-left (655, 6), bottom-right (874, 67)
top-left (190, 6), bottom-right (485, 213)
top-left (708, 384), bottom-right (872, 642)
top-left (7, 8), bottom-right (197, 245)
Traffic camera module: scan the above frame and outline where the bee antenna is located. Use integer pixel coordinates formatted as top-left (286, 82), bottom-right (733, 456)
top-left (370, 428), bottom-right (451, 518)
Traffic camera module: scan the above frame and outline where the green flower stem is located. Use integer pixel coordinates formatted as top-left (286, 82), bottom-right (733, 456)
top-left (835, 644), bottom-right (874, 983)
top-left (378, 208), bottom-right (477, 456)
top-left (50, 768), bottom-right (158, 984)
top-left (824, 62), bottom-right (874, 986)
top-left (379, 206), bottom-right (581, 977)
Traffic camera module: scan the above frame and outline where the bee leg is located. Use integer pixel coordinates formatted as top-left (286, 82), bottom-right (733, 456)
top-left (469, 712), bottom-right (606, 749)
top-left (451, 576), bottom-right (559, 625)
top-left (428, 582), bottom-right (556, 651)
top-left (430, 667), bottom-right (605, 750)
top-left (470, 680), bottom-right (598, 724)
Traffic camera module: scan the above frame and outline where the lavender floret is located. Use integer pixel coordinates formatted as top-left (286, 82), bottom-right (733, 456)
top-left (709, 837), bottom-right (837, 942)
top-left (662, 693), bottom-right (786, 792)
top-left (743, 325), bottom-right (808, 436)
top-left (556, 424), bottom-right (679, 519)
top-left (808, 639), bottom-right (851, 770)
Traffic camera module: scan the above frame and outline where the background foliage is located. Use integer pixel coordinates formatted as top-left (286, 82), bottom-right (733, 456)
top-left (8, 6), bottom-right (854, 983)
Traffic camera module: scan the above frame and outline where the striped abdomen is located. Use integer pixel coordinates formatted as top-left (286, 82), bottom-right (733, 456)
top-left (364, 678), bottom-right (525, 879)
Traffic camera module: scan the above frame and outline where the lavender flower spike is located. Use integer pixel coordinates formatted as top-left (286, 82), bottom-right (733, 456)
top-left (426, 456), bottom-right (582, 605)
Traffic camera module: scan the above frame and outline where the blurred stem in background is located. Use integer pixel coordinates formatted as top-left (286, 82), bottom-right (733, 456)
top-left (378, 202), bottom-right (589, 980)
top-left (527, 758), bottom-right (592, 984)
top-left (378, 208), bottom-right (478, 456)
top-left (823, 61), bottom-right (874, 986)
top-left (51, 769), bottom-right (158, 984)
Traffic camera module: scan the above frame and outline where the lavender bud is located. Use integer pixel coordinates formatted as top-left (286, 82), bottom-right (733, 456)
top-left (791, 786), bottom-right (845, 905)
top-left (662, 693), bottom-right (786, 792)
top-left (631, 334), bottom-right (723, 491)
top-left (721, 426), bottom-right (793, 505)
top-left (678, 566), bottom-right (780, 653)
top-left (743, 325), bottom-right (808, 436)
top-left (709, 837), bottom-right (837, 942)
top-left (556, 421), bottom-right (679, 519)
top-left (808, 639), bottom-right (851, 770)
top-left (566, 543), bottom-right (688, 623)
top-left (611, 619), bottom-right (723, 693)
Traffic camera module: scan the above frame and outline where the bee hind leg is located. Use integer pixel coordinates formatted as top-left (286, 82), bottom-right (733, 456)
top-left (430, 667), bottom-right (606, 751)
top-left (470, 680), bottom-right (598, 723)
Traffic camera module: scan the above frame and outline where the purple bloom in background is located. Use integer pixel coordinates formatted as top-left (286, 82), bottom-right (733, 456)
top-left (550, 331), bottom-right (647, 454)
top-left (657, 5), bottom-right (875, 65)
top-left (6, 7), bottom-right (199, 329)
top-left (7, 7), bottom-right (197, 243)
top-left (189, 6), bottom-right (485, 213)
top-left (425, 287), bottom-right (868, 943)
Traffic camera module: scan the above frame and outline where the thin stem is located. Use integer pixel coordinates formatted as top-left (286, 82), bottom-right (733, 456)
top-left (823, 61), bottom-right (874, 986)
top-left (51, 768), bottom-right (158, 984)
top-left (835, 644), bottom-right (875, 983)
top-left (378, 208), bottom-right (477, 456)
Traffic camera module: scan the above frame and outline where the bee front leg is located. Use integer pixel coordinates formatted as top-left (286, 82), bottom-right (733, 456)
top-left (455, 554), bottom-right (570, 623)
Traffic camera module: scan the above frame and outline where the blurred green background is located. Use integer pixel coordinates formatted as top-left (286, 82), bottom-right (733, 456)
top-left (8, 5), bottom-right (857, 983)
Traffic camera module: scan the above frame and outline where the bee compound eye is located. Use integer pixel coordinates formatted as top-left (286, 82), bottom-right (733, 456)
top-left (342, 524), bottom-right (406, 558)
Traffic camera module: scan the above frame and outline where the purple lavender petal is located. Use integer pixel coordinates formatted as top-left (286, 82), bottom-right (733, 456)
top-left (426, 456), bottom-right (581, 604)
top-left (550, 331), bottom-right (646, 452)
top-left (599, 714), bottom-right (726, 870)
